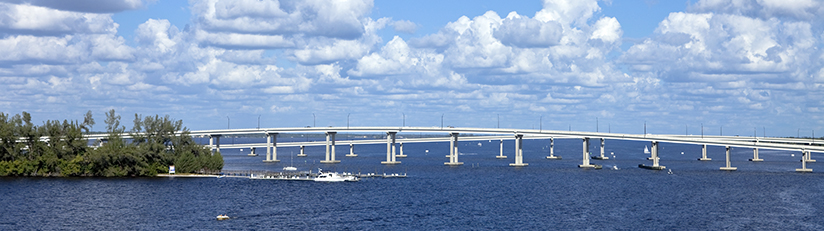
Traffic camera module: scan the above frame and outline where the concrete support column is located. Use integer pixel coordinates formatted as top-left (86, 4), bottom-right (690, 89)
top-left (651, 141), bottom-right (660, 167)
top-left (698, 144), bottom-right (711, 161)
top-left (639, 141), bottom-right (665, 170)
top-left (264, 132), bottom-right (280, 163)
top-left (445, 132), bottom-right (463, 166)
top-left (382, 131), bottom-right (400, 164)
top-left (808, 150), bottom-right (816, 162)
top-left (321, 131), bottom-right (340, 164)
top-left (592, 138), bottom-right (609, 160)
top-left (397, 143), bottom-right (407, 158)
top-left (298, 145), bottom-right (306, 157)
top-left (601, 138), bottom-right (608, 159)
top-left (346, 143), bottom-right (357, 157)
top-left (209, 136), bottom-right (214, 153)
top-left (749, 148), bottom-right (763, 162)
top-left (720, 146), bottom-right (737, 171)
top-left (578, 137), bottom-right (596, 168)
top-left (265, 134), bottom-right (272, 160)
top-left (547, 137), bottom-right (561, 160)
top-left (510, 134), bottom-right (528, 167)
top-left (209, 135), bottom-right (221, 155)
top-left (248, 147), bottom-right (257, 157)
top-left (797, 150), bottom-right (812, 172)
top-left (497, 139), bottom-right (507, 159)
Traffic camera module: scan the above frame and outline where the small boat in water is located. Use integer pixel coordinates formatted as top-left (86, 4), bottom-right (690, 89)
top-left (314, 169), bottom-right (359, 182)
top-left (216, 215), bottom-right (229, 220)
top-left (644, 145), bottom-right (650, 154)
top-left (283, 151), bottom-right (297, 171)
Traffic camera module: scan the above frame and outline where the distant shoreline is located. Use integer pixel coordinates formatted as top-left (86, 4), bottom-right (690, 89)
top-left (157, 173), bottom-right (221, 178)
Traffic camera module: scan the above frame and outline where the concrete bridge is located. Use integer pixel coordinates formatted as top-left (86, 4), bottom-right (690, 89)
top-left (84, 126), bottom-right (824, 172)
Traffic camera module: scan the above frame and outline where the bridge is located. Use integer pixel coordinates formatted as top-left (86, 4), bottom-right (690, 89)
top-left (84, 126), bottom-right (824, 172)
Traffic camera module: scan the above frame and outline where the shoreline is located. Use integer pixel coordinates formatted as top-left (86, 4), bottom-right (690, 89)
top-left (156, 173), bottom-right (221, 178)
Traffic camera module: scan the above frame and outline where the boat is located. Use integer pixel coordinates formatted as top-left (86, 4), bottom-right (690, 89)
top-left (283, 151), bottom-right (297, 171)
top-left (644, 145), bottom-right (650, 154)
top-left (314, 169), bottom-right (359, 182)
top-left (216, 215), bottom-right (229, 220)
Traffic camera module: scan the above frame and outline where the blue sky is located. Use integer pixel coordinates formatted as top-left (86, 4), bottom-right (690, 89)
top-left (1, 0), bottom-right (823, 137)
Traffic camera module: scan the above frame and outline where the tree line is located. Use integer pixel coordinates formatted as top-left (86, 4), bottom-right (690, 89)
top-left (0, 110), bottom-right (222, 177)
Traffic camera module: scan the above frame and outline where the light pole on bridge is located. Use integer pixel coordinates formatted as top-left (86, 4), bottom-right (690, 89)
top-left (226, 116), bottom-right (230, 129)
top-left (402, 113), bottom-right (405, 127)
top-left (497, 114), bottom-right (499, 128)
top-left (312, 113), bottom-right (316, 127)
top-left (347, 113), bottom-right (350, 129)
top-left (257, 115), bottom-right (260, 129)
top-left (540, 115), bottom-right (543, 132)
top-left (441, 114), bottom-right (444, 129)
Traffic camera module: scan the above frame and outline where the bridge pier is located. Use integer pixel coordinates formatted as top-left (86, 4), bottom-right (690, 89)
top-left (445, 132), bottom-right (463, 166)
top-left (264, 132), bottom-right (280, 163)
top-left (346, 143), bottom-right (357, 157)
top-left (639, 141), bottom-right (665, 170)
top-left (698, 144), bottom-right (711, 161)
top-left (397, 142), bottom-right (407, 158)
top-left (546, 137), bottom-right (561, 159)
top-left (797, 150), bottom-right (813, 172)
top-left (209, 134), bottom-right (221, 155)
top-left (592, 138), bottom-right (609, 160)
top-left (720, 146), bottom-right (737, 171)
top-left (579, 137), bottom-right (598, 168)
top-left (297, 145), bottom-right (306, 157)
top-left (496, 139), bottom-right (507, 159)
top-left (382, 131), bottom-right (400, 164)
top-left (321, 131), bottom-right (340, 164)
top-left (510, 134), bottom-right (528, 167)
top-left (749, 148), bottom-right (763, 162)
top-left (807, 149), bottom-right (816, 162)
top-left (248, 147), bottom-right (257, 156)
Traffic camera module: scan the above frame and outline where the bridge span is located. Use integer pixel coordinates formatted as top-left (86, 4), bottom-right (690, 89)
top-left (86, 126), bottom-right (824, 172)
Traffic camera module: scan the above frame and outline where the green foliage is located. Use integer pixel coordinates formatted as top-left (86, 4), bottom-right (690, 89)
top-left (0, 111), bottom-right (220, 177)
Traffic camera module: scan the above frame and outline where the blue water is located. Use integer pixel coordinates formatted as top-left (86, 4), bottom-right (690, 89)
top-left (3, 138), bottom-right (824, 230)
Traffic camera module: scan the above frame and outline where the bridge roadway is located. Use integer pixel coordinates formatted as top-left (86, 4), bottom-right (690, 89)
top-left (81, 126), bottom-right (823, 172)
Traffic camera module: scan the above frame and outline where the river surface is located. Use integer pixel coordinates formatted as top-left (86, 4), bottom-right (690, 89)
top-left (2, 137), bottom-right (824, 230)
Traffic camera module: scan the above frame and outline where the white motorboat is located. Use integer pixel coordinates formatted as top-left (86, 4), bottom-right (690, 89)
top-left (313, 169), bottom-right (359, 182)
top-left (216, 215), bottom-right (229, 220)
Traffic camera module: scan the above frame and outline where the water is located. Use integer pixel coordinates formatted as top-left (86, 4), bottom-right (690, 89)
top-left (3, 138), bottom-right (824, 230)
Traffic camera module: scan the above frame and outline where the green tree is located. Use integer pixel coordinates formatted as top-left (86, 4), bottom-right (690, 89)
top-left (82, 110), bottom-right (95, 134)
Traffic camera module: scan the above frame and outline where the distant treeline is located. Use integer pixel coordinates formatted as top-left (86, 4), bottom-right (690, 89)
top-left (0, 110), bottom-right (222, 177)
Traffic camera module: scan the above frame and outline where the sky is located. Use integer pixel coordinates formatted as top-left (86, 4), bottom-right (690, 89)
top-left (1, 0), bottom-right (823, 137)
